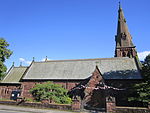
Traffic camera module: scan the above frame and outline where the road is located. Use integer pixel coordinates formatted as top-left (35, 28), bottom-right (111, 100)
top-left (0, 109), bottom-right (29, 113)
top-left (0, 104), bottom-right (75, 113)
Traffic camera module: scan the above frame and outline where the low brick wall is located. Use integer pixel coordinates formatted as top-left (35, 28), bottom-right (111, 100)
top-left (115, 106), bottom-right (150, 113)
top-left (0, 100), bottom-right (16, 105)
top-left (1, 100), bottom-right (150, 112)
top-left (0, 100), bottom-right (71, 111)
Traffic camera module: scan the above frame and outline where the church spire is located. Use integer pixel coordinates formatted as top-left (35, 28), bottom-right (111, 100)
top-left (115, 2), bottom-right (137, 58)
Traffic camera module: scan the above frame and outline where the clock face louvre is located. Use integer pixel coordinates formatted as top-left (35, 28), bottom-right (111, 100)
top-left (122, 36), bottom-right (126, 40)
top-left (121, 33), bottom-right (126, 40)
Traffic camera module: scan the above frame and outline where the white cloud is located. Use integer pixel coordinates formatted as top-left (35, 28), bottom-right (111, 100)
top-left (26, 61), bottom-right (32, 64)
top-left (138, 51), bottom-right (150, 61)
top-left (19, 58), bottom-right (25, 62)
top-left (19, 58), bottom-right (31, 65)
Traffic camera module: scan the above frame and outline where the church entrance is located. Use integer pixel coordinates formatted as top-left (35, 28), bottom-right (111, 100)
top-left (83, 89), bottom-right (106, 111)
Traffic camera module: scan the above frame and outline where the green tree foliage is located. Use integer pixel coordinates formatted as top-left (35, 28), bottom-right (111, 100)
top-left (29, 82), bottom-right (72, 104)
top-left (129, 54), bottom-right (150, 106)
top-left (0, 38), bottom-right (12, 79)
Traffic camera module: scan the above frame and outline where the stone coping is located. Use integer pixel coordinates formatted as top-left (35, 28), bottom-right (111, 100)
top-left (0, 100), bottom-right (72, 111)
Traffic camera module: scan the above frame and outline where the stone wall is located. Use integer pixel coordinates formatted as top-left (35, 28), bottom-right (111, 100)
top-left (0, 85), bottom-right (21, 99)
top-left (0, 100), bottom-right (71, 110)
top-left (21, 80), bottom-right (81, 99)
top-left (115, 107), bottom-right (150, 113)
top-left (106, 96), bottom-right (116, 112)
top-left (82, 66), bottom-right (106, 110)
top-left (71, 99), bottom-right (81, 111)
top-left (0, 80), bottom-right (81, 100)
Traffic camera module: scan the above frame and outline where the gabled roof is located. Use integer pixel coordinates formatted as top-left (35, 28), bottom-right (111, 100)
top-left (0, 66), bottom-right (27, 84)
top-left (22, 57), bottom-right (142, 80)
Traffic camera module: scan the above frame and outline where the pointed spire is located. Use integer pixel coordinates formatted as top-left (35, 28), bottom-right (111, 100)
top-left (115, 2), bottom-right (137, 58)
top-left (116, 2), bottom-right (134, 47)
top-left (119, 1), bottom-right (121, 9)
top-left (118, 1), bottom-right (122, 11)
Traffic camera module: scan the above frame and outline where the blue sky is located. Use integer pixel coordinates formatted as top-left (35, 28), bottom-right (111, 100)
top-left (0, 0), bottom-right (150, 69)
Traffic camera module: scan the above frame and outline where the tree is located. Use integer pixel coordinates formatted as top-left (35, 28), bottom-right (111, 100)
top-left (128, 54), bottom-right (150, 106)
top-left (30, 82), bottom-right (72, 104)
top-left (0, 38), bottom-right (12, 79)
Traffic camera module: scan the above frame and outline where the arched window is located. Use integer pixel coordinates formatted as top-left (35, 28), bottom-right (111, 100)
top-left (127, 51), bottom-right (131, 57)
top-left (122, 51), bottom-right (126, 57)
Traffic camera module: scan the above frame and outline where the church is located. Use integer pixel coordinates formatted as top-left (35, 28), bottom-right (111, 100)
top-left (0, 4), bottom-right (142, 110)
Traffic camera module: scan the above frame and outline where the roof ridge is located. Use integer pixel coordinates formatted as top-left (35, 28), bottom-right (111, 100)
top-left (33, 57), bottom-right (132, 63)
top-left (14, 66), bottom-right (28, 68)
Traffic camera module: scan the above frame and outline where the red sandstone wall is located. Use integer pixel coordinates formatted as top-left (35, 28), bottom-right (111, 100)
top-left (21, 82), bottom-right (36, 98)
top-left (83, 67), bottom-right (106, 109)
top-left (0, 85), bottom-right (20, 99)
top-left (21, 81), bottom-right (80, 99)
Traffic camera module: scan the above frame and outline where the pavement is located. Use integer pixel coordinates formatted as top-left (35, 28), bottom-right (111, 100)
top-left (0, 104), bottom-right (75, 113)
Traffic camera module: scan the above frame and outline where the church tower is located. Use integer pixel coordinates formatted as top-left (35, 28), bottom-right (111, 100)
top-left (115, 3), bottom-right (137, 58)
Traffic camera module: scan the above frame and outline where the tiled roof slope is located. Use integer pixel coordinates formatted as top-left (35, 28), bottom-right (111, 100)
top-left (1, 66), bottom-right (27, 84)
top-left (22, 57), bottom-right (142, 80)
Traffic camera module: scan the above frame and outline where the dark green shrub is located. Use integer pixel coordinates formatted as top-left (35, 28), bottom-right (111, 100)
top-left (29, 82), bottom-right (72, 104)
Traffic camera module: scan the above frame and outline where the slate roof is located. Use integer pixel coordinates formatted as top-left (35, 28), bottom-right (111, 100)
top-left (1, 66), bottom-right (27, 84)
top-left (22, 57), bottom-right (142, 80)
